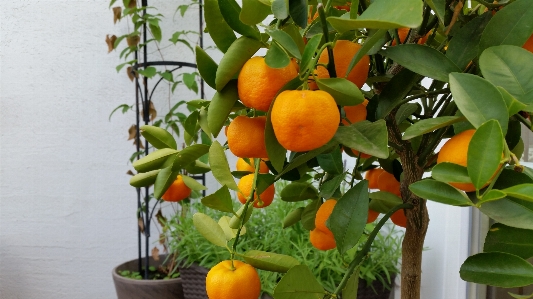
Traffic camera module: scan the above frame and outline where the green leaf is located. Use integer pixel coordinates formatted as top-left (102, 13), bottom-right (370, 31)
top-left (240, 0), bottom-right (271, 26)
top-left (446, 12), bottom-right (491, 70)
top-left (277, 141), bottom-right (338, 178)
top-left (265, 42), bottom-right (291, 68)
top-left (198, 108), bottom-right (211, 137)
top-left (467, 120), bottom-right (504, 190)
top-left (376, 69), bottom-right (422, 119)
top-left (499, 87), bottom-right (527, 118)
top-left (460, 252), bottom-right (533, 288)
top-left (327, 0), bottom-right (423, 31)
top-left (283, 207), bottom-right (305, 228)
top-left (129, 169), bottom-right (160, 187)
top-left (479, 0), bottom-right (533, 54)
top-left (502, 184), bottom-right (533, 203)
top-left (402, 116), bottom-right (465, 140)
top-left (183, 110), bottom-right (199, 137)
top-left (218, 0), bottom-right (261, 40)
top-left (334, 120), bottom-right (389, 159)
top-left (208, 80), bottom-right (239, 138)
top-left (301, 199), bottom-right (321, 230)
top-left (171, 144), bottom-right (211, 170)
top-left (281, 182), bottom-right (319, 202)
top-left (342, 270), bottom-right (360, 299)
top-left (315, 78), bottom-right (365, 106)
top-left (479, 197), bottom-right (533, 230)
top-left (195, 46), bottom-right (218, 90)
top-left (395, 103), bottom-right (420, 125)
top-left (192, 212), bottom-right (227, 247)
top-left (139, 125), bottom-right (177, 150)
top-left (509, 292), bottom-right (533, 299)
top-left (273, 265), bottom-right (325, 299)
top-left (132, 148), bottom-right (178, 173)
top-left (148, 23), bottom-right (162, 42)
top-left (201, 185), bottom-right (235, 214)
top-left (288, 0), bottom-right (308, 28)
top-left (480, 45), bottom-right (533, 105)
top-left (243, 250), bottom-right (300, 273)
top-left (216, 36), bottom-right (263, 91)
top-left (229, 203), bottom-right (254, 229)
top-left (218, 216), bottom-right (245, 240)
top-left (181, 174), bottom-right (207, 191)
top-left (347, 29), bottom-right (388, 74)
top-left (271, 0), bottom-right (289, 20)
top-left (368, 191), bottom-right (403, 214)
top-left (209, 141), bottom-right (239, 191)
top-left (154, 166), bottom-right (181, 199)
top-left (316, 146), bottom-right (343, 175)
top-left (319, 174), bottom-right (346, 199)
top-left (409, 179), bottom-right (473, 206)
top-left (329, 181), bottom-right (369, 255)
top-left (484, 223), bottom-right (533, 260)
top-left (425, 0), bottom-right (445, 25)
top-left (432, 162), bottom-right (472, 184)
top-left (380, 45), bottom-right (461, 82)
top-left (268, 29), bottom-right (302, 59)
top-left (300, 34), bottom-right (322, 73)
top-left (449, 73), bottom-right (509, 135)
top-left (184, 160), bottom-right (211, 174)
top-left (478, 189), bottom-right (507, 205)
top-left (256, 173), bottom-right (276, 194)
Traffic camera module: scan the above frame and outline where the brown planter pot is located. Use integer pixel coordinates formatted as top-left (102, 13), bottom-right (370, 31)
top-left (178, 263), bottom-right (209, 299)
top-left (112, 256), bottom-right (184, 299)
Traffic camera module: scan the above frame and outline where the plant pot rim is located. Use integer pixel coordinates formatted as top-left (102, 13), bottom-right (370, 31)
top-left (112, 257), bottom-right (182, 286)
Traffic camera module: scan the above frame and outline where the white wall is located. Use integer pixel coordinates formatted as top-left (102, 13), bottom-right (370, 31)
top-left (0, 1), bottom-right (471, 299)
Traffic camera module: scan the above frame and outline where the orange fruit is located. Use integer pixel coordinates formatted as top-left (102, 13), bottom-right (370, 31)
top-left (310, 228), bottom-right (336, 251)
top-left (315, 199), bottom-right (337, 232)
top-left (237, 56), bottom-right (298, 112)
top-left (365, 168), bottom-right (385, 189)
top-left (524, 34), bottom-right (533, 54)
top-left (377, 170), bottom-right (401, 197)
top-left (236, 158), bottom-right (269, 174)
top-left (367, 209), bottom-right (379, 223)
top-left (391, 210), bottom-right (407, 228)
top-left (351, 149), bottom-right (371, 159)
top-left (271, 90), bottom-right (340, 152)
top-left (161, 175), bottom-right (191, 202)
top-left (316, 40), bottom-right (370, 88)
top-left (206, 260), bottom-right (261, 299)
top-left (237, 174), bottom-right (275, 208)
top-left (342, 99), bottom-right (368, 126)
top-left (227, 116), bottom-right (268, 159)
top-left (392, 28), bottom-right (430, 46)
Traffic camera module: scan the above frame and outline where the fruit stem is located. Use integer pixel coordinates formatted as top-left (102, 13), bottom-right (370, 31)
top-left (330, 203), bottom-right (414, 297)
top-left (515, 113), bottom-right (532, 131)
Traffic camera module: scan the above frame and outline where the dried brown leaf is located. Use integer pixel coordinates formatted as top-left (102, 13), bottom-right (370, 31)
top-left (159, 233), bottom-right (166, 245)
top-left (138, 217), bottom-right (145, 235)
top-left (155, 209), bottom-right (167, 228)
top-left (126, 170), bottom-right (135, 176)
top-left (127, 35), bottom-right (140, 47)
top-left (106, 35), bottom-right (117, 53)
top-left (152, 247), bottom-right (160, 261)
top-left (149, 101), bottom-right (157, 121)
top-left (133, 138), bottom-right (145, 149)
top-left (128, 0), bottom-right (137, 9)
top-left (112, 7), bottom-right (122, 24)
top-left (128, 125), bottom-right (137, 140)
top-left (126, 66), bottom-right (138, 82)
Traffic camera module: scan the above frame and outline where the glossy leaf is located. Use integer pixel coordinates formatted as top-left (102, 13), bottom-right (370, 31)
top-left (243, 250), bottom-right (300, 273)
top-left (432, 162), bottom-right (472, 184)
top-left (181, 174), bottom-right (208, 191)
top-left (403, 116), bottom-right (465, 140)
top-left (201, 185), bottom-right (235, 214)
top-left (273, 265), bottom-right (325, 299)
top-left (395, 103), bottom-right (420, 125)
top-left (347, 29), bottom-right (388, 74)
top-left (425, 0), bottom-right (445, 25)
top-left (316, 146), bottom-right (343, 175)
top-left (171, 144), bottom-right (211, 170)
top-left (229, 204), bottom-right (254, 229)
top-left (499, 87), bottom-right (527, 118)
top-left (192, 213), bottom-right (227, 247)
top-left (154, 166), bottom-right (181, 199)
top-left (479, 198), bottom-right (533, 230)
top-left (334, 120), bottom-right (389, 159)
top-left (218, 216), bottom-right (245, 240)
top-left (132, 148), bottom-right (178, 173)
top-left (255, 174), bottom-right (276, 195)
top-left (195, 46), bottom-right (218, 89)
top-left (268, 29), bottom-right (302, 59)
top-left (283, 207), bottom-right (305, 228)
top-left (281, 182), bottom-right (318, 202)
top-left (208, 80), bottom-right (239, 138)
top-left (265, 42), bottom-right (291, 68)
top-left (288, 0), bottom-right (308, 28)
top-left (316, 78), bottom-right (364, 106)
top-left (319, 174), bottom-right (346, 199)
top-left (380, 45), bottom-right (461, 82)
top-left (240, 0), bottom-right (271, 26)
top-left (218, 0), bottom-right (261, 40)
top-left (139, 125), bottom-right (177, 150)
top-left (369, 191), bottom-right (403, 214)
top-left (215, 37), bottom-right (263, 91)
top-left (209, 141), bottom-right (239, 191)
top-left (277, 141), bottom-right (337, 179)
top-left (446, 12), bottom-right (491, 70)
top-left (376, 69), bottom-right (422, 119)
top-left (480, 45), bottom-right (533, 105)
top-left (449, 73), bottom-right (509, 135)
top-left (185, 160), bottom-right (211, 174)
top-left (329, 181), bottom-right (369, 255)
top-left (204, 0), bottom-right (237, 52)
top-left (502, 184), bottom-right (533, 203)
top-left (301, 199), bottom-right (321, 230)
top-left (479, 0), bottom-right (533, 54)
top-left (478, 190), bottom-right (507, 205)
top-left (484, 223), bottom-right (533, 260)
top-left (467, 120), bottom-right (504, 190)
top-left (327, 0), bottom-right (423, 31)
top-left (300, 34), bottom-right (322, 73)
top-left (129, 169), bottom-right (160, 188)
top-left (409, 179), bottom-right (473, 207)
top-left (460, 252), bottom-right (533, 288)
top-left (271, 0), bottom-right (289, 20)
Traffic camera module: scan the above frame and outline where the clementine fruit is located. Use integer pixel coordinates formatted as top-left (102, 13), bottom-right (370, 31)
top-left (377, 170), bottom-right (401, 197)
top-left (237, 56), bottom-right (298, 112)
top-left (342, 99), bottom-right (368, 126)
top-left (206, 260), bottom-right (261, 299)
top-left (227, 116), bottom-right (268, 159)
top-left (310, 228), bottom-right (336, 251)
top-left (271, 90), bottom-right (340, 152)
top-left (316, 40), bottom-right (370, 88)
top-left (161, 175), bottom-right (191, 202)
top-left (392, 28), bottom-right (430, 46)
top-left (524, 34), bottom-right (533, 54)
top-left (315, 199), bottom-right (337, 232)
top-left (236, 158), bottom-right (269, 174)
top-left (365, 168), bottom-right (385, 189)
top-left (391, 209), bottom-right (407, 228)
top-left (237, 174), bottom-right (275, 208)
top-left (367, 209), bottom-right (379, 223)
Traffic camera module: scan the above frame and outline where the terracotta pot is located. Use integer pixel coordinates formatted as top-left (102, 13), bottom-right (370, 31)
top-left (112, 256), bottom-right (184, 299)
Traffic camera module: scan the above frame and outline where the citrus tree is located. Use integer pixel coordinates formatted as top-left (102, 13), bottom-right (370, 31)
top-left (128, 0), bottom-right (533, 298)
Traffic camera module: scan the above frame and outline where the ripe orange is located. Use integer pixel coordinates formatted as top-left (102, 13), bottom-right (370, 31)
top-left (392, 28), bottom-right (430, 46)
top-left (161, 175), bottom-right (191, 202)
top-left (365, 168), bottom-right (385, 189)
top-left (391, 210), bottom-right (407, 228)
top-left (310, 228), bottom-right (336, 250)
top-left (237, 174), bottom-right (275, 208)
top-left (315, 199), bottom-right (337, 232)
top-left (206, 260), bottom-right (261, 299)
top-left (227, 116), bottom-right (268, 159)
top-left (237, 56), bottom-right (298, 112)
top-left (342, 99), bottom-right (368, 126)
top-left (316, 40), bottom-right (370, 88)
top-left (236, 158), bottom-right (269, 174)
top-left (377, 170), bottom-right (401, 197)
top-left (271, 90), bottom-right (340, 152)
top-left (524, 34), bottom-right (533, 54)
top-left (367, 209), bottom-right (379, 223)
